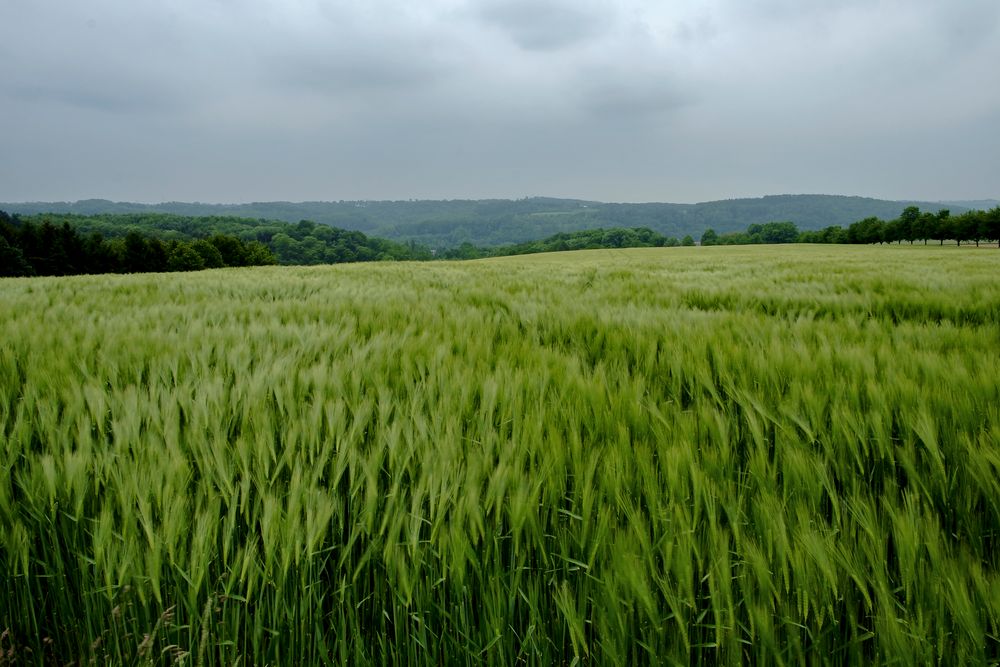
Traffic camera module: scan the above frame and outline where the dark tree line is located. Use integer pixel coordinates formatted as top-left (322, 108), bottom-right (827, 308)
top-left (266, 219), bottom-right (432, 263)
top-left (0, 210), bottom-right (276, 278)
top-left (835, 206), bottom-right (1000, 246)
top-left (700, 221), bottom-right (801, 246)
top-left (700, 206), bottom-right (1000, 247)
top-left (438, 227), bottom-right (689, 259)
top-left (9, 213), bottom-right (434, 265)
top-left (3, 195), bottom-right (963, 247)
top-left (6, 204), bottom-right (998, 278)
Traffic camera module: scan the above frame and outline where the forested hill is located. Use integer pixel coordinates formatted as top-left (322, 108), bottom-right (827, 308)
top-left (4, 212), bottom-right (431, 266)
top-left (1, 195), bottom-right (965, 248)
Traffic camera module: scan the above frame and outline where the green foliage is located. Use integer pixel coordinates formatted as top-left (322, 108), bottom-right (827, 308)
top-left (844, 207), bottom-right (1000, 247)
top-left (10, 212), bottom-right (432, 265)
top-left (719, 206), bottom-right (1000, 248)
top-left (0, 236), bottom-right (33, 277)
top-left (0, 212), bottom-right (277, 277)
top-left (167, 243), bottom-right (206, 272)
top-left (206, 234), bottom-right (248, 266)
top-left (243, 240), bottom-right (278, 266)
top-left (798, 225), bottom-right (848, 244)
top-left (190, 239), bottom-right (225, 269)
top-left (2, 195), bottom-right (968, 248)
top-left (440, 227), bottom-right (679, 259)
top-left (1, 246), bottom-right (999, 664)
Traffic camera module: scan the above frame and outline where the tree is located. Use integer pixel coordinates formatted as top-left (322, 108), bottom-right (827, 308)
top-left (190, 239), bottom-right (225, 268)
top-left (602, 228), bottom-right (630, 248)
top-left (167, 243), bottom-right (206, 271)
top-left (146, 237), bottom-right (169, 272)
top-left (700, 228), bottom-right (719, 246)
top-left (208, 234), bottom-right (248, 266)
top-left (931, 210), bottom-right (950, 246)
top-left (914, 211), bottom-right (939, 245)
top-left (122, 231), bottom-right (150, 272)
top-left (718, 231), bottom-right (750, 245)
top-left (58, 222), bottom-right (86, 274)
top-left (681, 235), bottom-right (695, 246)
top-left (0, 235), bottom-right (34, 276)
top-left (967, 211), bottom-right (986, 247)
top-left (818, 225), bottom-right (846, 243)
top-left (883, 217), bottom-right (903, 245)
top-left (955, 211), bottom-right (983, 247)
top-left (270, 233), bottom-right (301, 263)
top-left (296, 219), bottom-right (317, 236)
top-left (300, 235), bottom-right (325, 263)
top-left (898, 206), bottom-right (920, 244)
top-left (847, 217), bottom-right (885, 244)
top-left (758, 221), bottom-right (799, 244)
top-left (35, 221), bottom-right (69, 275)
top-left (984, 207), bottom-right (1000, 248)
top-left (244, 241), bottom-right (277, 265)
top-left (83, 232), bottom-right (118, 273)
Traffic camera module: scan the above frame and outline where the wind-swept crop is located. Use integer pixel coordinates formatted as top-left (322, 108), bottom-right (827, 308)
top-left (1, 245), bottom-right (998, 664)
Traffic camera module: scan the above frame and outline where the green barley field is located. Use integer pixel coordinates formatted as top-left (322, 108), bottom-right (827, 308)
top-left (1, 245), bottom-right (999, 665)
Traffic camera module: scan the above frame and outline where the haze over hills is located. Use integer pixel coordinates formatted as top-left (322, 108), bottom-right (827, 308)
top-left (939, 199), bottom-right (999, 210)
top-left (1, 194), bottom-right (972, 248)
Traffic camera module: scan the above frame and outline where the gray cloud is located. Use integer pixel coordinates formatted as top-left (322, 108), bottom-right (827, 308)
top-left (577, 68), bottom-right (691, 119)
top-left (929, 2), bottom-right (1000, 52)
top-left (273, 51), bottom-right (442, 95)
top-left (0, 0), bottom-right (997, 203)
top-left (474, 0), bottom-right (608, 51)
top-left (7, 75), bottom-right (180, 115)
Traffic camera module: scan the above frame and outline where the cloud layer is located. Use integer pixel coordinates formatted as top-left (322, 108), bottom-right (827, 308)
top-left (1, 0), bottom-right (998, 202)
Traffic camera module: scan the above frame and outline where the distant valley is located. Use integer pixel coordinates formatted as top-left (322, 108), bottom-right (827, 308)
top-left (0, 194), bottom-right (969, 248)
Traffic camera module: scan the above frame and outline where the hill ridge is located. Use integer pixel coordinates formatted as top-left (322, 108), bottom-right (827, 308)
top-left (1, 194), bottom-right (970, 247)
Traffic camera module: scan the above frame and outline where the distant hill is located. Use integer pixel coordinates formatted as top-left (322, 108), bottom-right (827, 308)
top-left (1, 195), bottom-right (968, 248)
top-left (939, 199), bottom-right (999, 210)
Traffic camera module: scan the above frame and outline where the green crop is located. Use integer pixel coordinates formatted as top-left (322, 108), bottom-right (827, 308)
top-left (1, 244), bottom-right (998, 664)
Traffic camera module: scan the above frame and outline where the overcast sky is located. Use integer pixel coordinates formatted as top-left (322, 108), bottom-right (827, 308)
top-left (2, 0), bottom-right (998, 203)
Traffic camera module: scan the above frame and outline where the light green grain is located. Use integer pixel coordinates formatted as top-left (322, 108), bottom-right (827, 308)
top-left (0, 244), bottom-right (998, 664)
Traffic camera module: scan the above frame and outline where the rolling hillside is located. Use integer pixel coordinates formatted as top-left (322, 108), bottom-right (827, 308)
top-left (1, 194), bottom-right (964, 247)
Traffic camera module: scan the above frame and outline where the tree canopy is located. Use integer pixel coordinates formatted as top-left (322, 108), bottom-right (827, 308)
top-left (2, 195), bottom-right (969, 248)
top-left (0, 212), bottom-right (276, 277)
top-left (7, 212), bottom-right (434, 266)
top-left (438, 227), bottom-right (681, 259)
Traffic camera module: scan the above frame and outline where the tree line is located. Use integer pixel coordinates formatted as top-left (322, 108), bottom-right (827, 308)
top-left (2, 212), bottom-right (434, 270)
top-left (0, 211), bottom-right (276, 278)
top-left (438, 227), bottom-right (696, 259)
top-left (5, 204), bottom-right (998, 278)
top-left (3, 194), bottom-right (965, 247)
top-left (700, 206), bottom-right (1000, 247)
top-left (1, 211), bottom-right (701, 276)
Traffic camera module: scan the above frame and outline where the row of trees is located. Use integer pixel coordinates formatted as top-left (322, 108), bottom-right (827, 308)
top-left (700, 221), bottom-right (800, 246)
top-left (700, 207), bottom-right (1000, 247)
top-left (10, 213), bottom-right (434, 265)
top-left (268, 220), bottom-right (432, 264)
top-left (440, 227), bottom-right (697, 259)
top-left (837, 206), bottom-right (1000, 246)
top-left (3, 214), bottom-right (690, 274)
top-left (6, 204), bottom-right (997, 278)
top-left (0, 212), bottom-right (276, 277)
